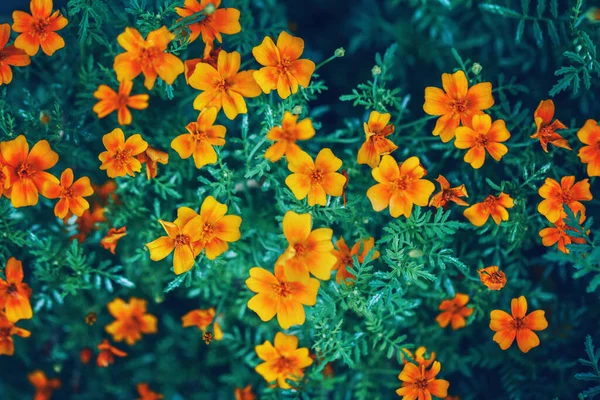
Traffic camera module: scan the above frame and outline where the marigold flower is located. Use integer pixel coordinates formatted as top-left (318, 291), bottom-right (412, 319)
top-left (189, 50), bottom-right (261, 120)
top-left (423, 70), bottom-right (494, 142)
top-left (100, 226), bottom-right (127, 254)
top-left (28, 370), bottom-right (61, 400)
top-left (182, 307), bottom-right (223, 340)
top-left (285, 149), bottom-right (346, 206)
top-left (96, 339), bottom-right (127, 367)
top-left (332, 237), bottom-right (379, 284)
top-left (537, 176), bottom-right (592, 223)
top-left (357, 111), bottom-right (398, 168)
top-left (0, 312), bottom-right (30, 355)
top-left (105, 297), bottom-right (157, 345)
top-left (171, 107), bottom-right (226, 169)
top-left (234, 385), bottom-right (256, 400)
top-left (0, 153), bottom-right (9, 199)
top-left (246, 265), bottom-right (319, 329)
top-left (276, 211), bottom-right (336, 283)
top-left (577, 119), bottom-right (600, 176)
top-left (174, 0), bottom-right (240, 45)
top-left (0, 257), bottom-right (33, 322)
top-left (396, 361), bottom-right (449, 399)
top-left (264, 111), bottom-right (315, 162)
top-left (478, 266), bottom-right (506, 291)
top-left (0, 24), bottom-right (30, 85)
top-left (539, 217), bottom-right (587, 254)
top-left (255, 332), bottom-right (313, 389)
top-left (0, 134), bottom-right (59, 207)
top-left (93, 180), bottom-right (119, 205)
top-left (71, 204), bottom-right (105, 243)
top-left (80, 347), bottom-right (93, 364)
top-left (98, 128), bottom-right (148, 178)
top-left (12, 0), bottom-right (68, 56)
top-left (44, 168), bottom-right (94, 219)
top-left (400, 346), bottom-right (436, 367)
top-left (429, 175), bottom-right (468, 209)
top-left (366, 155), bottom-right (435, 218)
top-left (93, 80), bottom-right (149, 126)
top-left (136, 383), bottom-right (163, 400)
top-left (114, 26), bottom-right (184, 90)
top-left (454, 114), bottom-right (510, 169)
top-left (463, 192), bottom-right (514, 227)
top-left (252, 31), bottom-right (316, 99)
top-left (436, 293), bottom-right (473, 330)
top-left (184, 44), bottom-right (221, 83)
top-left (490, 295), bottom-right (548, 353)
top-left (137, 146), bottom-right (169, 179)
top-left (85, 312), bottom-right (97, 325)
top-left (530, 99), bottom-right (570, 152)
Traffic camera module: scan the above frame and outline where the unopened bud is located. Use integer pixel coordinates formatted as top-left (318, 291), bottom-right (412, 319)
top-left (372, 66), bottom-right (382, 76)
top-left (292, 105), bottom-right (303, 115)
top-left (334, 47), bottom-right (345, 57)
top-left (471, 63), bottom-right (482, 75)
top-left (408, 249), bottom-right (424, 258)
top-left (204, 3), bottom-right (216, 15)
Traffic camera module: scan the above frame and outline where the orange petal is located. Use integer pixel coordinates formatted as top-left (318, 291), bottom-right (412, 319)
top-left (493, 328), bottom-right (516, 350)
top-left (524, 310), bottom-right (548, 331)
top-left (282, 211), bottom-right (311, 243)
top-left (248, 292), bottom-right (277, 322)
top-left (442, 70), bottom-right (468, 99)
top-left (465, 82), bottom-right (494, 110)
top-left (534, 99), bottom-right (555, 126)
top-left (516, 328), bottom-right (540, 353)
top-left (252, 35), bottom-right (280, 66)
top-left (511, 296), bottom-right (527, 319)
top-left (423, 87), bottom-right (450, 116)
top-left (276, 31), bottom-right (304, 61)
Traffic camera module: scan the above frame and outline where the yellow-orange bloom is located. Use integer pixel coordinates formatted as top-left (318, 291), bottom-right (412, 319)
top-left (255, 332), bottom-right (313, 389)
top-left (93, 80), bottom-right (149, 125)
top-left (174, 0), bottom-right (240, 45)
top-left (28, 370), bottom-right (61, 400)
top-left (96, 339), bottom-right (127, 367)
top-left (252, 31), bottom-right (316, 99)
top-left (246, 265), bottom-right (319, 329)
top-left (0, 311), bottom-right (30, 355)
top-left (396, 361), bottom-right (449, 400)
top-left (332, 237), bottom-right (379, 284)
top-left (189, 50), bottom-right (261, 120)
top-left (577, 119), bottom-right (600, 176)
top-left (436, 293), bottom-right (473, 330)
top-left (276, 211), bottom-right (336, 283)
top-left (44, 168), bottom-right (94, 219)
top-left (490, 295), bottom-right (548, 353)
top-left (136, 383), bottom-right (163, 400)
top-left (357, 111), bottom-right (397, 168)
top-left (98, 128), bottom-right (148, 178)
top-left (423, 70), bottom-right (494, 142)
top-left (171, 107), bottom-right (226, 169)
top-left (137, 146), bottom-right (169, 180)
top-left (429, 175), bottom-right (468, 209)
top-left (0, 134), bottom-right (59, 207)
top-left (401, 346), bottom-right (436, 368)
top-left (264, 111), bottom-right (315, 162)
top-left (182, 308), bottom-right (223, 340)
top-left (12, 0), bottom-right (68, 56)
top-left (285, 149), bottom-right (346, 206)
top-left (531, 99), bottom-right (570, 152)
top-left (366, 155), bottom-right (435, 218)
top-left (100, 226), bottom-right (127, 254)
top-left (539, 218), bottom-right (587, 254)
top-left (463, 193), bottom-right (514, 227)
top-left (234, 385), bottom-right (256, 400)
top-left (537, 176), bottom-right (592, 223)
top-left (0, 24), bottom-right (30, 85)
top-left (114, 26), bottom-right (184, 90)
top-left (454, 114), bottom-right (510, 169)
top-left (105, 297), bottom-right (157, 345)
top-left (0, 257), bottom-right (32, 322)
top-left (478, 266), bottom-right (506, 291)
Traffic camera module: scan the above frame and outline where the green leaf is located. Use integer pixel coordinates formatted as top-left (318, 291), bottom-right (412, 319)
top-left (479, 4), bottom-right (522, 18)
top-left (515, 19), bottom-right (525, 42)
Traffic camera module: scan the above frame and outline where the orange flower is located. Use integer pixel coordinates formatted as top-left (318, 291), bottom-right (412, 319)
top-left (530, 99), bottom-right (570, 152)
top-left (332, 237), bottom-right (379, 284)
top-left (98, 128), bottom-right (148, 178)
top-left (436, 293), bottom-right (473, 330)
top-left (246, 265), bottom-right (319, 329)
top-left (12, 0), bottom-right (68, 56)
top-left (0, 257), bottom-right (33, 322)
top-left (454, 114), bottom-right (510, 169)
top-left (264, 111), bottom-right (315, 162)
top-left (539, 217), bottom-right (587, 254)
top-left (234, 385), bottom-right (256, 400)
top-left (537, 176), bottom-right (592, 223)
top-left (423, 70), bottom-right (494, 142)
top-left (182, 307), bottom-right (223, 340)
top-left (577, 119), bottom-right (600, 176)
top-left (490, 295), bottom-right (548, 353)
top-left (100, 227), bottom-right (127, 254)
top-left (114, 26), bottom-right (184, 90)
top-left (0, 134), bottom-right (59, 207)
top-left (0, 152), bottom-right (9, 199)
top-left (93, 180), bottom-right (119, 205)
top-left (478, 266), bottom-right (506, 291)
top-left (171, 107), bottom-right (226, 168)
top-left (0, 24), bottom-right (30, 85)
top-left (285, 149), bottom-right (346, 206)
top-left (429, 175), bottom-right (468, 209)
top-left (586, 7), bottom-right (600, 21)
top-left (136, 383), bottom-right (163, 400)
top-left (79, 347), bottom-right (93, 364)
top-left (137, 146), bottom-right (169, 179)
top-left (189, 50), bottom-right (261, 120)
top-left (184, 44), bottom-right (221, 83)
top-left (105, 297), bottom-right (157, 345)
top-left (96, 339), bottom-right (127, 367)
top-left (93, 80), bottom-right (149, 125)
top-left (357, 111), bottom-right (398, 168)
top-left (28, 370), bottom-right (61, 400)
top-left (463, 193), bottom-right (514, 227)
top-left (44, 168), bottom-right (94, 219)
top-left (174, 0), bottom-right (241, 45)
top-left (255, 332), bottom-right (313, 389)
top-left (252, 31), bottom-right (316, 99)
top-left (396, 361), bottom-right (449, 400)
top-left (71, 204), bottom-right (105, 243)
top-left (276, 211), bottom-right (336, 283)
top-left (0, 311), bottom-right (30, 355)
top-left (366, 155), bottom-right (435, 218)
top-left (400, 346), bottom-right (436, 367)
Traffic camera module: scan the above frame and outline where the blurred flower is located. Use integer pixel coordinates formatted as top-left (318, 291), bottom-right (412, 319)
top-left (577, 119), bottom-right (600, 176)
top-left (332, 237), bottom-right (379, 284)
top-left (400, 346), bottom-right (436, 367)
top-left (93, 180), bottom-right (119, 205)
top-left (71, 205), bottom-right (105, 243)
top-left (454, 114), bottom-right (510, 169)
top-left (436, 293), bottom-right (473, 330)
top-left (478, 266), bottom-right (506, 291)
top-left (181, 307), bottom-right (223, 340)
top-left (463, 193), bottom-right (514, 227)
top-left (255, 332), bottom-right (313, 389)
top-left (0, 311), bottom-right (30, 355)
top-left (530, 99), bottom-right (570, 152)
top-left (28, 370), bottom-right (61, 400)
top-left (264, 111), bottom-right (315, 162)
top-left (39, 111), bottom-right (50, 125)
top-left (93, 80), bottom-right (149, 126)
top-left (0, 257), bottom-right (32, 322)
top-left (44, 168), bottom-right (94, 219)
top-left (79, 347), bottom-right (93, 364)
top-left (174, 0), bottom-right (240, 45)
top-left (105, 298), bottom-right (157, 345)
top-left (0, 152), bottom-right (9, 199)
top-left (234, 385), bottom-right (256, 400)
top-left (0, 24), bottom-right (30, 85)
top-left (357, 111), bottom-right (397, 168)
top-left (136, 383), bottom-right (163, 400)
top-left (96, 339), bottom-right (127, 367)
top-left (539, 217), bottom-right (587, 254)
top-left (85, 312), bottom-right (97, 325)
top-left (12, 0), bottom-right (68, 56)
top-left (429, 175), bottom-right (468, 209)
top-left (396, 361), bottom-right (449, 399)
top-left (98, 128), bottom-right (148, 178)
top-left (537, 176), bottom-right (592, 223)
top-left (585, 7), bottom-right (600, 22)
top-left (137, 146), bottom-right (169, 180)
top-left (100, 227), bottom-right (127, 254)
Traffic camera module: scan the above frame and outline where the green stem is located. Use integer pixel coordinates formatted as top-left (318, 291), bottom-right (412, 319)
top-left (316, 48), bottom-right (345, 70)
top-left (169, 11), bottom-right (207, 32)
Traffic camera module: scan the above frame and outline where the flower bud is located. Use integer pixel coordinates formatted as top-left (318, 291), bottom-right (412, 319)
top-left (471, 63), bottom-right (482, 75)
top-left (204, 3), bottom-right (216, 15)
top-left (335, 47), bottom-right (345, 57)
top-left (372, 66), bottom-right (382, 76)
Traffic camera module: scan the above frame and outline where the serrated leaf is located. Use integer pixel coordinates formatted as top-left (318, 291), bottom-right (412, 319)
top-left (536, 0), bottom-right (546, 17)
top-left (515, 19), bottom-right (525, 42)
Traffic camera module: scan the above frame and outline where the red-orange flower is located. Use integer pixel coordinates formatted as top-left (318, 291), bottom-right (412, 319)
top-left (28, 370), bottom-right (61, 400)
top-left (396, 361), bottom-right (449, 400)
top-left (100, 227), bottom-right (127, 254)
top-left (539, 217), bottom-right (587, 254)
top-left (137, 146), bottom-right (169, 179)
top-left (174, 0), bottom-right (241, 45)
top-left (454, 114), bottom-right (510, 169)
top-left (44, 168), bottom-right (94, 219)
top-left (463, 193), bottom-right (514, 227)
top-left (436, 293), bottom-right (473, 330)
top-left (114, 26), bottom-right (184, 90)
top-left (530, 99), bottom-right (570, 152)
top-left (537, 176), bottom-right (592, 223)
top-left (71, 204), bottom-right (106, 243)
top-left (93, 80), bottom-right (149, 125)
top-left (255, 332), bottom-right (313, 389)
top-left (252, 31), bottom-right (316, 99)
top-left (79, 347), bottom-right (93, 364)
top-left (12, 0), bottom-right (68, 56)
top-left (105, 298), bottom-right (157, 345)
top-left (332, 237), bottom-right (380, 284)
top-left (577, 119), bottom-right (600, 177)
top-left (429, 175), bottom-right (468, 209)
top-left (98, 128), bottom-right (148, 178)
top-left (490, 295), bottom-right (548, 353)
top-left (0, 257), bottom-right (33, 322)
top-left (400, 346), bottom-right (436, 367)
top-left (264, 111), bottom-right (315, 162)
top-left (234, 385), bottom-right (256, 400)
top-left (181, 307), bottom-right (223, 340)
top-left (478, 266), bottom-right (507, 291)
top-left (357, 111), bottom-right (397, 168)
top-left (0, 311), bottom-right (30, 355)
top-left (96, 339), bottom-right (127, 367)
top-left (423, 70), bottom-right (494, 142)
top-left (136, 383), bottom-right (163, 400)
top-left (0, 24), bottom-right (30, 85)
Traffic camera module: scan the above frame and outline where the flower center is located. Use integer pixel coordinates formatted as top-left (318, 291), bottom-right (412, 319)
top-left (62, 187), bottom-right (74, 199)
top-left (342, 255), bottom-right (353, 266)
top-left (192, 129), bottom-right (208, 142)
top-left (310, 169), bottom-right (323, 184)
top-left (117, 94), bottom-right (129, 108)
top-left (393, 176), bottom-right (409, 191)
top-left (31, 18), bottom-right (51, 38)
top-left (175, 234), bottom-right (190, 246)
top-left (294, 243), bottom-right (306, 256)
top-left (17, 163), bottom-right (34, 179)
top-left (7, 284), bottom-right (17, 295)
top-left (413, 377), bottom-right (429, 391)
top-left (139, 47), bottom-right (160, 66)
top-left (0, 327), bottom-right (10, 338)
top-left (274, 356), bottom-right (294, 373)
top-left (277, 58), bottom-right (292, 74)
top-left (488, 272), bottom-right (503, 283)
top-left (475, 134), bottom-right (490, 147)
top-left (483, 196), bottom-right (497, 210)
top-left (451, 99), bottom-right (468, 113)
top-left (113, 149), bottom-right (132, 166)
top-left (200, 223), bottom-right (215, 241)
top-left (216, 78), bottom-right (230, 92)
top-left (273, 282), bottom-right (292, 298)
top-left (512, 317), bottom-right (525, 330)
top-left (559, 189), bottom-right (572, 204)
